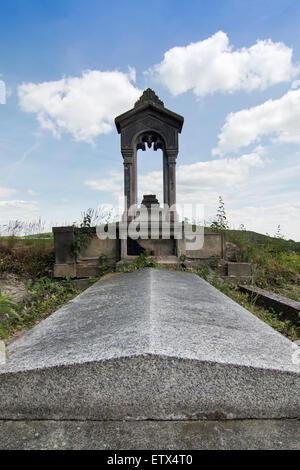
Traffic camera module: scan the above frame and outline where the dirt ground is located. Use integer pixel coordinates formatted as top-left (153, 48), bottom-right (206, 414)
top-left (0, 273), bottom-right (27, 303)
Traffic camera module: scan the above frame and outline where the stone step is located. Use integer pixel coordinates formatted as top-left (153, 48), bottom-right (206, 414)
top-left (155, 255), bottom-right (181, 267)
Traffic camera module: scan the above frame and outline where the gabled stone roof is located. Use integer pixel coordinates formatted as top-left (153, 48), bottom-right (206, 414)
top-left (115, 88), bottom-right (184, 134)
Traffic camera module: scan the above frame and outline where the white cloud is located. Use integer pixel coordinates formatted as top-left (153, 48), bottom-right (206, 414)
top-left (291, 79), bottom-right (300, 89)
top-left (148, 31), bottom-right (299, 96)
top-left (85, 150), bottom-right (300, 239)
top-left (28, 189), bottom-right (37, 196)
top-left (85, 151), bottom-right (264, 205)
top-left (0, 200), bottom-right (38, 224)
top-left (213, 89), bottom-right (300, 155)
top-left (85, 172), bottom-right (123, 194)
top-left (177, 152), bottom-right (263, 189)
top-left (0, 80), bottom-right (6, 104)
top-left (0, 186), bottom-right (16, 198)
top-left (136, 151), bottom-right (263, 205)
top-left (228, 203), bottom-right (300, 241)
top-left (18, 70), bottom-right (141, 143)
top-left (128, 66), bottom-right (136, 83)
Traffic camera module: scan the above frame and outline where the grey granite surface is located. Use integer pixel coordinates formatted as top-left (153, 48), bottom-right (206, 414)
top-left (0, 269), bottom-right (299, 421)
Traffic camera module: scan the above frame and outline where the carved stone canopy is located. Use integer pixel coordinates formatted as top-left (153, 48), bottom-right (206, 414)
top-left (115, 88), bottom-right (184, 153)
top-left (115, 89), bottom-right (184, 211)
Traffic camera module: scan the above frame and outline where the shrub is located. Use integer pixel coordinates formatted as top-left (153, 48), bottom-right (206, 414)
top-left (0, 242), bottom-right (54, 278)
top-left (119, 251), bottom-right (158, 272)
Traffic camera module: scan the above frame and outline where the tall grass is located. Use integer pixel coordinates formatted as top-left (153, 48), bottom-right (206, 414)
top-left (0, 277), bottom-right (80, 341)
top-left (226, 229), bottom-right (300, 289)
top-left (0, 219), bottom-right (55, 278)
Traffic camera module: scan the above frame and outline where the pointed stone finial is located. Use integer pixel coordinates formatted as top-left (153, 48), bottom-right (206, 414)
top-left (134, 88), bottom-right (164, 108)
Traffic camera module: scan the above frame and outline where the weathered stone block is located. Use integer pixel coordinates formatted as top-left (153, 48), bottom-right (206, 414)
top-left (78, 236), bottom-right (118, 261)
top-left (52, 227), bottom-right (75, 265)
top-left (53, 263), bottom-right (76, 278)
top-left (76, 263), bottom-right (99, 278)
top-left (227, 262), bottom-right (252, 279)
top-left (186, 232), bottom-right (225, 259)
top-left (239, 285), bottom-right (300, 323)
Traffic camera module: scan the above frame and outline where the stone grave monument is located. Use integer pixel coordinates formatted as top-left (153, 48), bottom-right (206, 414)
top-left (52, 89), bottom-right (226, 278)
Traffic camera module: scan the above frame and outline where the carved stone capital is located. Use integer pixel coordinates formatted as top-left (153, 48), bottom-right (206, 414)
top-left (121, 149), bottom-right (133, 164)
top-left (166, 149), bottom-right (178, 164)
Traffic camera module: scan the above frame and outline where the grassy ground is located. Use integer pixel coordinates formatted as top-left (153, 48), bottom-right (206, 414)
top-left (273, 284), bottom-right (300, 302)
top-left (220, 229), bottom-right (300, 339)
top-left (0, 236), bottom-right (81, 343)
top-left (0, 237), bottom-right (54, 278)
top-left (210, 276), bottom-right (299, 341)
top-left (0, 277), bottom-right (81, 343)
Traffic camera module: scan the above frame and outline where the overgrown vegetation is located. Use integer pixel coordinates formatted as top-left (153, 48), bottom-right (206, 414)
top-left (0, 277), bottom-right (80, 341)
top-left (210, 196), bottom-right (230, 232)
top-left (98, 255), bottom-right (111, 276)
top-left (0, 241), bottom-right (54, 278)
top-left (207, 274), bottom-right (299, 340)
top-left (0, 212), bottom-right (119, 342)
top-left (227, 227), bottom-right (300, 291)
top-left (203, 196), bottom-right (300, 339)
top-left (71, 210), bottom-right (95, 257)
top-left (209, 195), bottom-right (300, 292)
top-left (119, 250), bottom-right (158, 272)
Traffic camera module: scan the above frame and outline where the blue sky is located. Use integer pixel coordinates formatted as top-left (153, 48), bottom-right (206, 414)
top-left (1, 0), bottom-right (300, 239)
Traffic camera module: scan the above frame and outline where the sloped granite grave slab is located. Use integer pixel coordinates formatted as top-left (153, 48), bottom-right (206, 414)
top-left (0, 268), bottom-right (299, 422)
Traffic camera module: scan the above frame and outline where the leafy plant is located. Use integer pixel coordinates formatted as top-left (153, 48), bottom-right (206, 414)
top-left (72, 210), bottom-right (95, 256)
top-left (198, 265), bottom-right (210, 281)
top-left (0, 277), bottom-right (81, 341)
top-left (119, 251), bottom-right (158, 272)
top-left (0, 293), bottom-right (21, 321)
top-left (210, 196), bottom-right (230, 232)
top-left (98, 255), bottom-right (111, 276)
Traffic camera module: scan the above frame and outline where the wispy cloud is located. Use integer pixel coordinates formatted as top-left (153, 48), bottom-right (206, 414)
top-left (0, 200), bottom-right (39, 223)
top-left (15, 141), bottom-right (40, 165)
top-left (0, 185), bottom-right (16, 198)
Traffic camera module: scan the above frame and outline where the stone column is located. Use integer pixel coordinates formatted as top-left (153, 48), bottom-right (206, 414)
top-left (163, 151), bottom-right (169, 206)
top-left (167, 150), bottom-right (177, 208)
top-left (166, 150), bottom-right (178, 224)
top-left (132, 149), bottom-right (137, 206)
top-left (121, 150), bottom-right (133, 260)
top-left (122, 150), bottom-right (134, 211)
